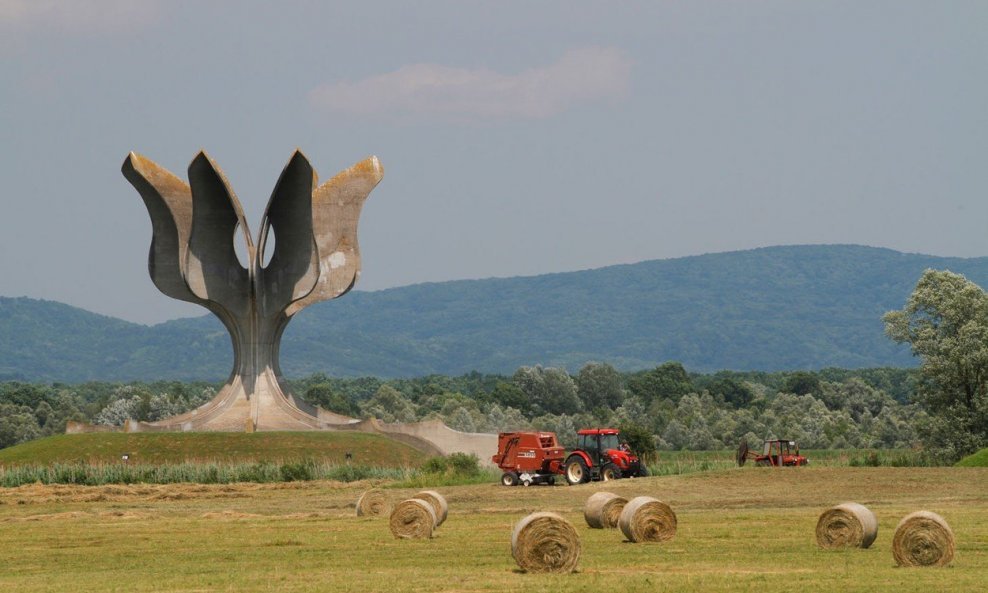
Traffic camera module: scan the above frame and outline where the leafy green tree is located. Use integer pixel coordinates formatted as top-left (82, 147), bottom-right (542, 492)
top-left (884, 269), bottom-right (988, 461)
top-left (359, 385), bottom-right (418, 423)
top-left (483, 404), bottom-right (529, 433)
top-left (706, 377), bottom-right (755, 408)
top-left (303, 382), bottom-right (356, 416)
top-left (627, 362), bottom-right (693, 404)
top-left (661, 419), bottom-right (688, 450)
top-left (617, 421), bottom-right (657, 463)
top-left (576, 362), bottom-right (625, 411)
top-left (782, 371), bottom-right (822, 396)
top-left (0, 403), bottom-right (41, 448)
top-left (486, 381), bottom-right (532, 415)
top-left (513, 366), bottom-right (582, 415)
top-left (445, 407), bottom-right (477, 432)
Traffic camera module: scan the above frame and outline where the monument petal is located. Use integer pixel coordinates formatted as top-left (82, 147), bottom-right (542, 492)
top-left (119, 150), bottom-right (382, 431)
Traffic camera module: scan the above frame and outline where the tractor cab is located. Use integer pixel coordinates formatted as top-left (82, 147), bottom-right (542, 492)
top-left (737, 438), bottom-right (808, 467)
top-left (762, 439), bottom-right (805, 466)
top-left (576, 430), bottom-right (620, 466)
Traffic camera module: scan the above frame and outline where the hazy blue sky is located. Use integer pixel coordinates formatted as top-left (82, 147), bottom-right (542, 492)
top-left (2, 1), bottom-right (986, 324)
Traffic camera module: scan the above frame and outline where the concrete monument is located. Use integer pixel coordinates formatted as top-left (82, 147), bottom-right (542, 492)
top-left (121, 150), bottom-right (382, 431)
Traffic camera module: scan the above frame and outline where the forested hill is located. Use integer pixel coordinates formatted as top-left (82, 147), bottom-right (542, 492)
top-left (3, 245), bottom-right (988, 382)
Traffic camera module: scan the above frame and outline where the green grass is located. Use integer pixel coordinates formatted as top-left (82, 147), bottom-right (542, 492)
top-left (649, 448), bottom-right (931, 475)
top-left (956, 447), bottom-right (988, 467)
top-left (0, 467), bottom-right (984, 592)
top-left (0, 431), bottom-right (422, 467)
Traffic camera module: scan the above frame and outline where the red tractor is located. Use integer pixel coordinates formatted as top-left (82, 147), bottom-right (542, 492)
top-left (562, 428), bottom-right (648, 485)
top-left (492, 431), bottom-right (566, 486)
top-left (736, 438), bottom-right (809, 467)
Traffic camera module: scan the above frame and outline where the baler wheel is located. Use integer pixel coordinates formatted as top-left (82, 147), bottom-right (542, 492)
top-left (501, 472), bottom-right (519, 487)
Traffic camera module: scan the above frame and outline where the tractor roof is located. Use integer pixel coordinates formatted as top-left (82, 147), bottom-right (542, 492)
top-left (577, 428), bottom-right (620, 435)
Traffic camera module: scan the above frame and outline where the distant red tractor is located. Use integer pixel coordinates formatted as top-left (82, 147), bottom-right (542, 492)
top-left (736, 438), bottom-right (809, 467)
top-left (492, 431), bottom-right (566, 486)
top-left (562, 428), bottom-right (648, 485)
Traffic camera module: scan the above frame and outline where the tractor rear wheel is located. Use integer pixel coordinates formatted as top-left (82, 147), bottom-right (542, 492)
top-left (564, 457), bottom-right (589, 485)
top-left (501, 472), bottom-right (518, 486)
top-left (601, 463), bottom-right (621, 481)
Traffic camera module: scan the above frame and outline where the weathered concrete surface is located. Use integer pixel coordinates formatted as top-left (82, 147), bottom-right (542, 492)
top-left (118, 150), bottom-right (381, 432)
top-left (66, 151), bottom-right (499, 463)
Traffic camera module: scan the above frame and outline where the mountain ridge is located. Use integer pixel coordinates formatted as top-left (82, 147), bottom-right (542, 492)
top-left (3, 244), bottom-right (987, 382)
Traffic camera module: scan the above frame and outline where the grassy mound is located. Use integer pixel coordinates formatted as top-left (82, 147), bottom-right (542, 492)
top-left (0, 431), bottom-right (422, 467)
top-left (956, 448), bottom-right (988, 467)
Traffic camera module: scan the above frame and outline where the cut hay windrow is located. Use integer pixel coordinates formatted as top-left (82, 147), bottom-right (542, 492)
top-left (618, 496), bottom-right (677, 543)
top-left (815, 502), bottom-right (878, 549)
top-left (389, 499), bottom-right (437, 539)
top-left (355, 488), bottom-right (390, 517)
top-left (510, 512), bottom-right (581, 573)
top-left (892, 511), bottom-right (955, 567)
top-left (413, 490), bottom-right (448, 527)
top-left (584, 491), bottom-right (627, 529)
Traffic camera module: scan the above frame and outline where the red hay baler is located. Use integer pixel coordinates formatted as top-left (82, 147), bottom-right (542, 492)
top-left (492, 431), bottom-right (565, 486)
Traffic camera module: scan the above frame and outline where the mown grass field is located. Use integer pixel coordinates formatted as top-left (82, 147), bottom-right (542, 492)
top-left (0, 466), bottom-right (985, 593)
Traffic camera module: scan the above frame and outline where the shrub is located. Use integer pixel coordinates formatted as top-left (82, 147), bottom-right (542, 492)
top-left (421, 456), bottom-right (449, 474)
top-left (279, 459), bottom-right (316, 482)
top-left (448, 452), bottom-right (481, 476)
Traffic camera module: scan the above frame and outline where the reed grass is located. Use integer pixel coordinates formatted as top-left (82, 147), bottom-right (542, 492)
top-left (0, 460), bottom-right (408, 488)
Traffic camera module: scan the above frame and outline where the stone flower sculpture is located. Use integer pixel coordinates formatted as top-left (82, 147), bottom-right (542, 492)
top-left (122, 150), bottom-right (383, 431)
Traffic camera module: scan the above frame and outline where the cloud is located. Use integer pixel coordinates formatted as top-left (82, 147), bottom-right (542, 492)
top-left (308, 47), bottom-right (632, 122)
top-left (0, 0), bottom-right (161, 34)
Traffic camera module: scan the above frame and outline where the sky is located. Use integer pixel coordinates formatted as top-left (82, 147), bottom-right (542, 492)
top-left (1, 1), bottom-right (986, 325)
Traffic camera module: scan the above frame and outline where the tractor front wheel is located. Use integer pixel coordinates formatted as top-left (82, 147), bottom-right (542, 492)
top-left (564, 457), bottom-right (590, 485)
top-left (601, 463), bottom-right (621, 481)
top-left (501, 472), bottom-right (519, 486)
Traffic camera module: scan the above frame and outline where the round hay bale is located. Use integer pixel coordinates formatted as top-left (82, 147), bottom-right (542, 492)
top-left (892, 511), bottom-right (955, 567)
top-left (355, 488), bottom-right (390, 517)
top-left (389, 499), bottom-right (437, 539)
top-left (815, 502), bottom-right (878, 549)
top-left (413, 490), bottom-right (448, 527)
top-left (511, 512), bottom-right (581, 573)
top-left (584, 491), bottom-right (628, 529)
top-left (618, 496), bottom-right (677, 543)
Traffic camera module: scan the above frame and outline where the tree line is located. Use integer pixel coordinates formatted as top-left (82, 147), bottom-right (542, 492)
top-left (0, 366), bottom-right (921, 456)
top-left (3, 268), bottom-right (986, 464)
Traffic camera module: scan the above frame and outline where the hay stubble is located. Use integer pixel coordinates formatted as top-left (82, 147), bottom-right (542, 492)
top-left (0, 467), bottom-right (985, 592)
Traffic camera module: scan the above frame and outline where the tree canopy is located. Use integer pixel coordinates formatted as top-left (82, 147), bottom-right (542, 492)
top-left (884, 269), bottom-right (988, 461)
